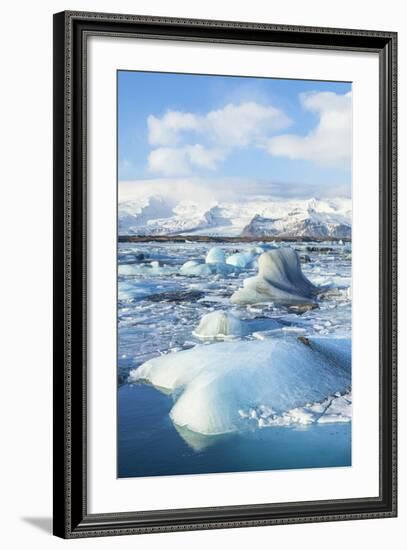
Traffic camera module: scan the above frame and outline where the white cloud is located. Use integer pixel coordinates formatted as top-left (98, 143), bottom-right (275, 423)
top-left (119, 177), bottom-right (245, 205)
top-left (147, 111), bottom-right (200, 146)
top-left (186, 144), bottom-right (225, 169)
top-left (148, 145), bottom-right (225, 176)
top-left (267, 91), bottom-right (352, 167)
top-left (119, 176), bottom-right (350, 206)
top-left (204, 102), bottom-right (291, 147)
top-left (147, 102), bottom-right (290, 148)
top-left (146, 101), bottom-right (291, 175)
top-left (148, 147), bottom-right (191, 176)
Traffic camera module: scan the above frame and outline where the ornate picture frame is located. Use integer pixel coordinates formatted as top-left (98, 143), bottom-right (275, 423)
top-left (53, 11), bottom-right (397, 538)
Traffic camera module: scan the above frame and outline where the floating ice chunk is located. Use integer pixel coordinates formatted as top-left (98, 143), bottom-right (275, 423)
top-left (118, 279), bottom-right (181, 301)
top-left (317, 392), bottom-right (352, 424)
top-left (193, 314), bottom-right (279, 340)
top-left (206, 247), bottom-right (226, 264)
top-left (180, 260), bottom-right (212, 277)
top-left (226, 251), bottom-right (255, 268)
top-left (231, 247), bottom-right (319, 306)
top-left (119, 262), bottom-right (175, 277)
top-left (180, 258), bottom-right (236, 277)
top-left (282, 408), bottom-right (316, 425)
top-left (240, 390), bottom-right (352, 428)
top-left (180, 260), bottom-right (237, 277)
top-left (210, 262), bottom-right (237, 276)
top-left (317, 415), bottom-right (351, 423)
top-left (193, 311), bottom-right (244, 339)
top-left (130, 336), bottom-right (351, 436)
top-left (118, 264), bottom-right (140, 276)
top-left (180, 260), bottom-right (202, 271)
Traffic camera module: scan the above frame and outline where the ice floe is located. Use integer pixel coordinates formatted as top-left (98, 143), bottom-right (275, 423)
top-left (180, 258), bottom-right (236, 277)
top-left (119, 262), bottom-right (176, 277)
top-left (226, 251), bottom-right (256, 268)
top-left (180, 260), bottom-right (213, 277)
top-left (206, 246), bottom-right (226, 264)
top-left (239, 391), bottom-right (352, 427)
top-left (129, 335), bottom-right (351, 436)
top-left (193, 311), bottom-right (244, 339)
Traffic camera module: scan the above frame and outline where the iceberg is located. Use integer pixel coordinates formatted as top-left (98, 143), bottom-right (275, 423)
top-left (119, 262), bottom-right (175, 277)
top-left (231, 247), bottom-right (319, 306)
top-left (180, 260), bottom-right (212, 277)
top-left (206, 247), bottom-right (226, 264)
top-left (226, 251), bottom-right (255, 268)
top-left (193, 311), bottom-right (244, 339)
top-left (129, 336), bottom-right (351, 436)
top-left (180, 258), bottom-right (236, 277)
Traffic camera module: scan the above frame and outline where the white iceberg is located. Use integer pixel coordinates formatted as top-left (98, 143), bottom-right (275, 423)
top-left (129, 336), bottom-right (351, 436)
top-left (119, 262), bottom-right (175, 277)
top-left (206, 247), bottom-right (226, 264)
top-left (180, 258), bottom-right (236, 277)
top-left (231, 247), bottom-right (318, 306)
top-left (226, 251), bottom-right (255, 268)
top-left (180, 260), bottom-right (213, 277)
top-left (193, 311), bottom-right (244, 339)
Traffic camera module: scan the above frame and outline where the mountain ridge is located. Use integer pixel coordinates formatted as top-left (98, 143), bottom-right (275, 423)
top-left (118, 195), bottom-right (351, 239)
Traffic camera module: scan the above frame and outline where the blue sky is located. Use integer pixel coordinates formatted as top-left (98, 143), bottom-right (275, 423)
top-left (118, 71), bottom-right (352, 200)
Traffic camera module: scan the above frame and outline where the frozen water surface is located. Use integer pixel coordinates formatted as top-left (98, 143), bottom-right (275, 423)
top-left (118, 241), bottom-right (351, 476)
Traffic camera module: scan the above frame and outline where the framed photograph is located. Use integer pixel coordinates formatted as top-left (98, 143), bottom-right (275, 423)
top-left (53, 11), bottom-right (397, 538)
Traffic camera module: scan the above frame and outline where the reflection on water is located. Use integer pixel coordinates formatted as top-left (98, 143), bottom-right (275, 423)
top-left (118, 384), bottom-right (351, 478)
top-left (174, 424), bottom-right (232, 452)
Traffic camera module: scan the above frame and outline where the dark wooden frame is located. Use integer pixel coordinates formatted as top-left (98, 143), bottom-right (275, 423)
top-left (53, 10), bottom-right (397, 538)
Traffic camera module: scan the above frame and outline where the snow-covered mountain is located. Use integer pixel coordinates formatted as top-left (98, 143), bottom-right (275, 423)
top-left (242, 200), bottom-right (351, 239)
top-left (118, 196), bottom-right (351, 239)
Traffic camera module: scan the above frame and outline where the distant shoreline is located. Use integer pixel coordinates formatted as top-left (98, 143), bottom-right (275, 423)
top-left (118, 235), bottom-right (351, 243)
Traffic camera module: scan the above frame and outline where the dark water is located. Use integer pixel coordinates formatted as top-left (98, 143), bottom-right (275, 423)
top-left (117, 383), bottom-right (351, 478)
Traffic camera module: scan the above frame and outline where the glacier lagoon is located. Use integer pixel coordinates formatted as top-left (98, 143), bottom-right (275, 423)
top-left (117, 240), bottom-right (352, 478)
